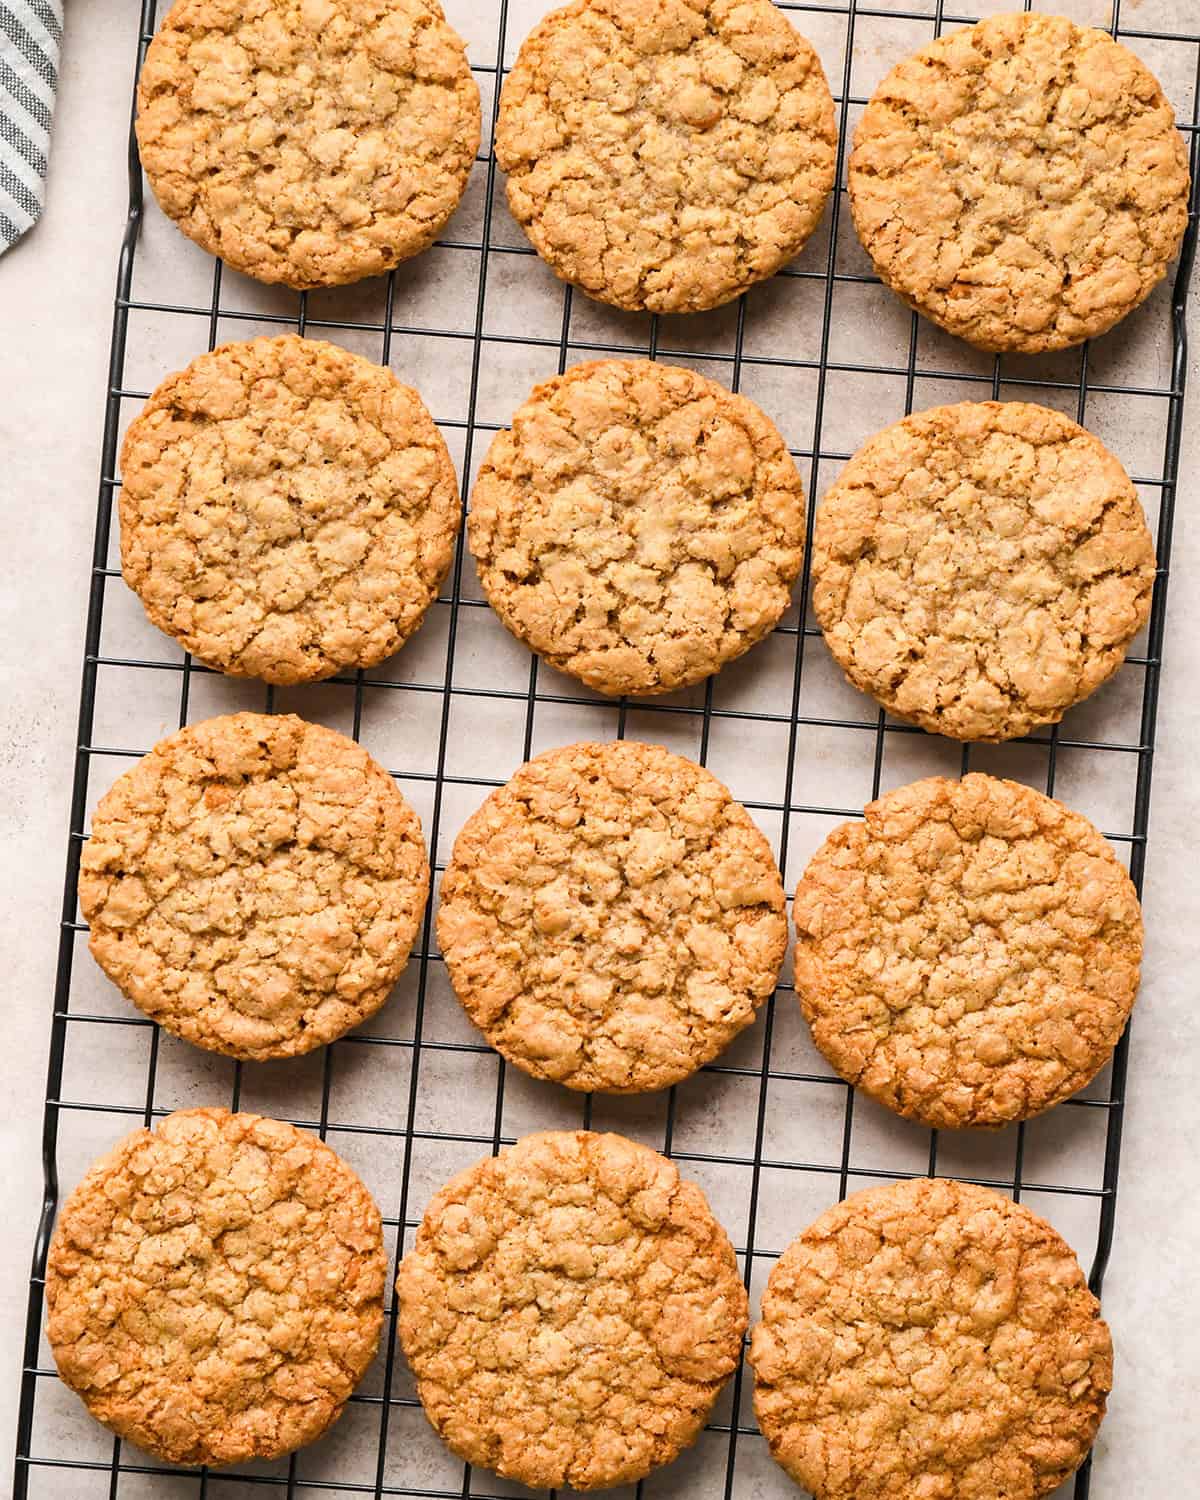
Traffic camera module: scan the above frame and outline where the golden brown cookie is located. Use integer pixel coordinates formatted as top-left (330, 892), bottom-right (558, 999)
top-left (136, 0), bottom-right (481, 289)
top-left (792, 774), bottom-right (1143, 1129)
top-left (468, 360), bottom-right (807, 696)
top-left (438, 740), bottom-right (787, 1092)
top-left (750, 1177), bottom-right (1112, 1500)
top-left (849, 12), bottom-right (1190, 352)
top-left (812, 401), bottom-right (1155, 742)
top-left (120, 336), bottom-right (461, 685)
top-left (46, 1108), bottom-right (387, 1468)
top-left (79, 713), bottom-right (429, 1060)
top-left (495, 0), bottom-right (837, 312)
top-left (397, 1129), bottom-right (748, 1489)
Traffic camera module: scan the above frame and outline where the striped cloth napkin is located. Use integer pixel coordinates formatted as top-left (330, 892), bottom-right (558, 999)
top-left (0, 0), bottom-right (63, 255)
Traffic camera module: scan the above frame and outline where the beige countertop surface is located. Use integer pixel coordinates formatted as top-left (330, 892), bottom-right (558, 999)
top-left (1, 2), bottom-right (1198, 1497)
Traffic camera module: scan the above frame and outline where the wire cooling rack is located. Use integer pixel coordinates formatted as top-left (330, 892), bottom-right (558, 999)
top-left (13, 0), bottom-right (1200, 1497)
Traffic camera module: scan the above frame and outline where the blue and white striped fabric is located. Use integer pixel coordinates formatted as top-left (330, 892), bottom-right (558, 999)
top-left (0, 0), bottom-right (62, 255)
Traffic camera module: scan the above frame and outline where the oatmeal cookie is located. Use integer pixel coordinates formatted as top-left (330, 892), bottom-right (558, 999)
top-left (812, 401), bottom-right (1155, 741)
top-left (438, 740), bottom-right (787, 1092)
top-left (46, 1108), bottom-right (387, 1468)
top-left (468, 360), bottom-right (807, 696)
top-left (756, 1176), bottom-right (1110, 1500)
top-left (750, 1176), bottom-right (1112, 1500)
top-left (397, 1129), bottom-right (748, 1489)
top-left (120, 336), bottom-right (461, 685)
top-left (848, 12), bottom-right (1190, 352)
top-left (136, 0), bottom-right (481, 288)
top-left (792, 773), bottom-right (1143, 1129)
top-left (79, 713), bottom-right (429, 1060)
top-left (495, 0), bottom-right (837, 312)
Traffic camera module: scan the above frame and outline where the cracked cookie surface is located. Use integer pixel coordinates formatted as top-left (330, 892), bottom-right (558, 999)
top-left (750, 1176), bottom-right (1112, 1500)
top-left (120, 336), bottom-right (461, 685)
top-left (397, 1129), bottom-right (748, 1489)
top-left (812, 401), bottom-right (1155, 742)
top-left (495, 0), bottom-right (837, 312)
top-left (438, 740), bottom-right (787, 1092)
top-left (46, 1108), bottom-right (387, 1468)
top-left (136, 0), bottom-right (481, 288)
top-left (848, 12), bottom-right (1190, 352)
top-left (792, 774), bottom-right (1143, 1129)
top-left (79, 713), bottom-right (429, 1060)
top-left (468, 360), bottom-right (807, 696)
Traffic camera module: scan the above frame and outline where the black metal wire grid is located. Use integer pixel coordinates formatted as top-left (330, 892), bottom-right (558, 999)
top-left (12, 0), bottom-right (1200, 1496)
